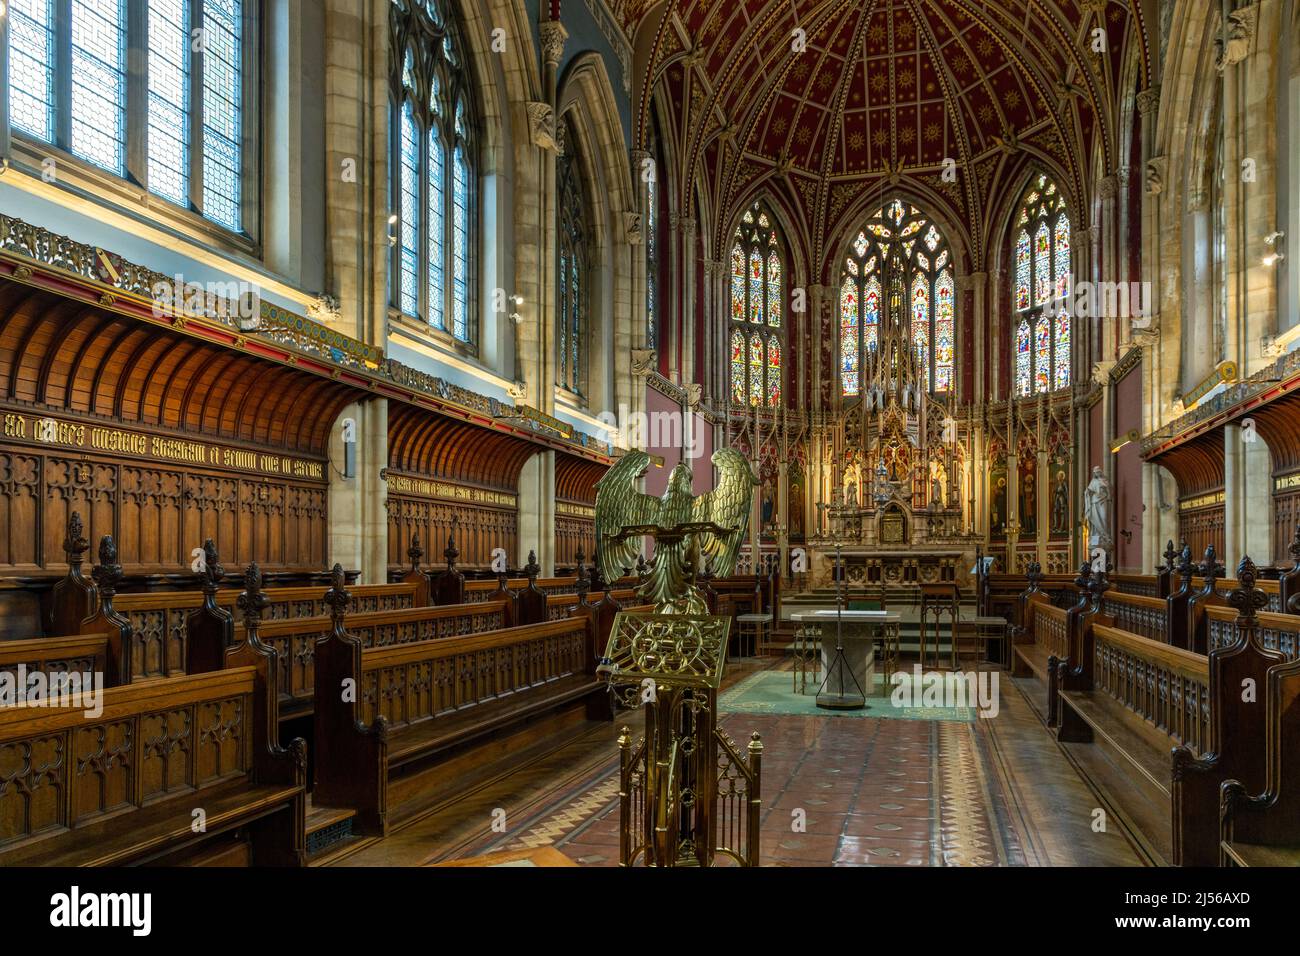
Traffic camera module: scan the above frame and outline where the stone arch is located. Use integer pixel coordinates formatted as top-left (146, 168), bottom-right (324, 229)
top-left (558, 51), bottom-right (637, 420)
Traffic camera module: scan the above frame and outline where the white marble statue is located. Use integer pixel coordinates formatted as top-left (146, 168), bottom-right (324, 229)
top-left (1082, 465), bottom-right (1113, 553)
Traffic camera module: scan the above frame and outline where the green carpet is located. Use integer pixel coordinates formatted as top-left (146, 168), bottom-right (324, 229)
top-left (717, 670), bottom-right (976, 722)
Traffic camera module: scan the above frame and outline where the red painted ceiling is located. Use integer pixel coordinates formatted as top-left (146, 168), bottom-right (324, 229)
top-left (633, 0), bottom-right (1149, 277)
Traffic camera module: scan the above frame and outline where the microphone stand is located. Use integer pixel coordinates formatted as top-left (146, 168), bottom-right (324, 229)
top-left (816, 535), bottom-right (867, 710)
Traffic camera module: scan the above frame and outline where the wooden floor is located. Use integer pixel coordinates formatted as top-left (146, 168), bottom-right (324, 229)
top-left (329, 657), bottom-right (1145, 867)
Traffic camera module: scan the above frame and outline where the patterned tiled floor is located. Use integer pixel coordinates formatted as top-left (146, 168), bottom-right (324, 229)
top-left (340, 660), bottom-right (1144, 867)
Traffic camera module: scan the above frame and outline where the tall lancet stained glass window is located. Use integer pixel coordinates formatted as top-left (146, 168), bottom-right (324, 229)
top-left (7, 0), bottom-right (247, 230)
top-left (1012, 174), bottom-right (1071, 395)
top-left (728, 202), bottom-right (785, 407)
top-left (389, 0), bottom-right (478, 344)
top-left (557, 116), bottom-right (587, 396)
top-left (839, 201), bottom-right (955, 395)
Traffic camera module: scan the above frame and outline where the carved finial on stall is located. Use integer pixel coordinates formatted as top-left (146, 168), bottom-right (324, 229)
top-left (1200, 545), bottom-right (1224, 590)
top-left (237, 562), bottom-right (269, 632)
top-left (1289, 526), bottom-right (1300, 568)
top-left (524, 550), bottom-right (541, 582)
top-left (1073, 561), bottom-right (1092, 590)
top-left (1229, 555), bottom-right (1268, 625)
top-left (323, 563), bottom-right (351, 623)
top-left (1163, 539), bottom-right (1178, 572)
top-left (407, 532), bottom-right (424, 571)
top-left (444, 523), bottom-right (460, 570)
top-left (1177, 544), bottom-right (1195, 589)
top-left (575, 554), bottom-right (591, 601)
top-left (64, 511), bottom-right (89, 568)
top-left (198, 539), bottom-right (224, 593)
top-left (91, 535), bottom-right (123, 597)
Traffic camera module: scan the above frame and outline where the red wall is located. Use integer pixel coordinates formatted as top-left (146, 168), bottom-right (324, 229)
top-left (1114, 362), bottom-right (1144, 571)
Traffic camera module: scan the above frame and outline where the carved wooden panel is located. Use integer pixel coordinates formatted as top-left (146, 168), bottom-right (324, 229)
top-left (386, 493), bottom-right (518, 570)
top-left (1178, 502), bottom-right (1225, 562)
top-left (0, 443), bottom-right (330, 576)
top-left (555, 513), bottom-right (594, 567)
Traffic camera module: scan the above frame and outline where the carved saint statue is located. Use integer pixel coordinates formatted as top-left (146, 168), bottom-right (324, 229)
top-left (1082, 465), bottom-right (1113, 552)
top-left (1051, 471), bottom-right (1069, 533)
top-left (845, 479), bottom-right (858, 508)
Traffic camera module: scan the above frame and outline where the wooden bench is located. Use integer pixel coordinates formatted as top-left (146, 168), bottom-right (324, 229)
top-left (311, 566), bottom-right (611, 835)
top-left (0, 633), bottom-right (113, 685)
top-left (0, 584), bottom-right (306, 866)
top-left (68, 535), bottom-right (417, 682)
top-left (1172, 564), bottom-right (1294, 865)
top-left (1219, 638), bottom-right (1300, 866)
top-left (222, 599), bottom-right (513, 714)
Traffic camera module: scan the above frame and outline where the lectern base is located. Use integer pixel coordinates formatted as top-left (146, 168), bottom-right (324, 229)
top-left (816, 693), bottom-right (867, 710)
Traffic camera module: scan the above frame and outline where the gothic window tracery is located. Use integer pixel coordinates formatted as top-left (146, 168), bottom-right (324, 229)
top-left (390, 0), bottom-right (477, 344)
top-left (557, 116), bottom-right (588, 396)
top-left (728, 201), bottom-right (785, 407)
top-left (1012, 173), bottom-right (1071, 396)
top-left (840, 200), bottom-right (954, 396)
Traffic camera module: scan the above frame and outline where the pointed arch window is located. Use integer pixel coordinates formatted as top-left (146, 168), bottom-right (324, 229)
top-left (1012, 174), bottom-right (1071, 396)
top-left (728, 201), bottom-right (785, 407)
top-left (557, 116), bottom-right (588, 396)
top-left (389, 0), bottom-right (478, 345)
top-left (6, 0), bottom-right (250, 232)
top-left (839, 200), bottom-right (955, 395)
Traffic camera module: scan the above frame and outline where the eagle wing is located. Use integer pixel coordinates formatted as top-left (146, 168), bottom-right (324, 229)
top-left (594, 450), bottom-right (661, 583)
top-left (690, 449), bottom-right (758, 577)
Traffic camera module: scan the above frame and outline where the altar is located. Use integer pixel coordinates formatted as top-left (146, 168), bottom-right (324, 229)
top-left (808, 548), bottom-right (968, 589)
top-left (791, 610), bottom-right (898, 707)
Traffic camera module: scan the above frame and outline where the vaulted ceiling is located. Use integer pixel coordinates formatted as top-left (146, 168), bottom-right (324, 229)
top-left (631, 0), bottom-right (1151, 278)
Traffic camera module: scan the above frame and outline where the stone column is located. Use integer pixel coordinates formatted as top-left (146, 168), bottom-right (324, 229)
top-left (701, 259), bottom-right (725, 403)
top-left (517, 450), bottom-right (557, 575)
top-left (959, 272), bottom-right (987, 400)
top-left (1037, 444), bottom-right (1050, 566)
top-left (1097, 174), bottom-right (1119, 360)
top-left (676, 216), bottom-right (697, 387)
top-left (1224, 421), bottom-right (1242, 571)
top-left (1225, 421), bottom-right (1274, 567)
top-left (328, 399), bottom-right (388, 583)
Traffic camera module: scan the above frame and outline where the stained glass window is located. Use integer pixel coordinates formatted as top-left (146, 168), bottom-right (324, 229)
top-left (1054, 312), bottom-right (1071, 390)
top-left (840, 277), bottom-right (860, 396)
top-left (557, 117), bottom-right (586, 395)
top-left (427, 123), bottom-right (446, 331)
top-left (748, 333), bottom-right (764, 407)
top-left (1033, 224), bottom-right (1051, 306)
top-left (1034, 314), bottom-right (1051, 392)
top-left (864, 277), bottom-right (880, 355)
top-left (840, 202), bottom-right (952, 394)
top-left (398, 101), bottom-right (421, 316)
top-left (1016, 320), bottom-right (1031, 396)
top-left (1015, 231), bottom-right (1031, 311)
top-left (147, 0), bottom-right (190, 205)
top-left (729, 201), bottom-right (785, 407)
top-left (766, 336), bottom-right (782, 406)
top-left (911, 272), bottom-right (930, 374)
top-left (766, 253), bottom-right (782, 327)
top-left (9, 0), bottom-right (57, 141)
top-left (71, 0), bottom-right (127, 174)
top-left (1054, 213), bottom-right (1071, 301)
top-left (934, 270), bottom-right (954, 392)
top-left (1012, 175), bottom-right (1071, 394)
top-left (389, 0), bottom-right (477, 343)
top-left (201, 0), bottom-right (243, 230)
top-left (731, 331), bottom-right (746, 404)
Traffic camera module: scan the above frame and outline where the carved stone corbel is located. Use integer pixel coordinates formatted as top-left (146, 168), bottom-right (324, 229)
top-left (624, 212), bottom-right (643, 245)
top-left (1145, 157), bottom-right (1165, 195)
top-left (526, 102), bottom-right (557, 152)
top-left (307, 293), bottom-right (341, 324)
top-left (684, 383), bottom-right (703, 410)
top-left (507, 381), bottom-right (527, 401)
top-left (1216, 5), bottom-right (1257, 72)
top-left (1136, 85), bottom-right (1161, 116)
top-left (1091, 359), bottom-right (1117, 387)
top-left (631, 349), bottom-right (657, 377)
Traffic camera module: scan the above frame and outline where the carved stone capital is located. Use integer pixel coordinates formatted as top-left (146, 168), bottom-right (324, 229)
top-left (684, 383), bottom-right (703, 409)
top-left (1187, 188), bottom-right (1208, 213)
top-left (703, 259), bottom-right (726, 279)
top-left (1098, 174), bottom-right (1118, 200)
top-left (670, 214), bottom-right (696, 236)
top-left (631, 349), bottom-right (657, 376)
top-left (956, 272), bottom-right (986, 292)
top-left (1136, 85), bottom-right (1161, 116)
top-left (539, 20), bottom-right (569, 67)
top-left (1145, 157), bottom-right (1165, 195)
top-left (526, 102), bottom-right (557, 152)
